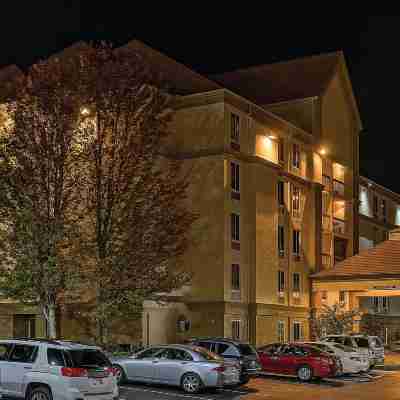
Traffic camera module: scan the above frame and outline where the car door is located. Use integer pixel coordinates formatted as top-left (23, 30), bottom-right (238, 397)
top-left (155, 348), bottom-right (193, 385)
top-left (276, 345), bottom-right (297, 375)
top-left (125, 347), bottom-right (162, 382)
top-left (258, 344), bottom-right (281, 372)
top-left (0, 342), bottom-right (13, 396)
top-left (4, 343), bottom-right (39, 397)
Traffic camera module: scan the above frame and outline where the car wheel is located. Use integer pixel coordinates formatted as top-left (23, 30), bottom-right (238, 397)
top-left (113, 364), bottom-right (127, 385)
top-left (297, 365), bottom-right (313, 382)
top-left (181, 373), bottom-right (203, 394)
top-left (29, 386), bottom-right (52, 400)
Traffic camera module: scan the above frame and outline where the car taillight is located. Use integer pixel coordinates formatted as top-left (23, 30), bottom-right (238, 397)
top-left (61, 367), bottom-right (88, 377)
top-left (213, 366), bottom-right (226, 372)
top-left (108, 367), bottom-right (119, 376)
top-left (328, 358), bottom-right (334, 365)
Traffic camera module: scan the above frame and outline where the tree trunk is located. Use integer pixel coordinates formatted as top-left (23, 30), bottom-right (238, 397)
top-left (47, 304), bottom-right (57, 339)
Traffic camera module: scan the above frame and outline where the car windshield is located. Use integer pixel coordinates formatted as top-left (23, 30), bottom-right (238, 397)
top-left (193, 347), bottom-right (222, 361)
top-left (354, 337), bottom-right (369, 348)
top-left (66, 349), bottom-right (111, 368)
top-left (237, 344), bottom-right (257, 356)
top-left (309, 343), bottom-right (332, 353)
top-left (332, 343), bottom-right (353, 353)
top-left (372, 337), bottom-right (383, 347)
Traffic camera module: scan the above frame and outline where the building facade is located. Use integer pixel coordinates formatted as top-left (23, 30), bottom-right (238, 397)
top-left (0, 43), bottom-right (363, 346)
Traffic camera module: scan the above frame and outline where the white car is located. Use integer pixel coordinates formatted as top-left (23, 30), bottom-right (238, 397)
top-left (352, 335), bottom-right (385, 367)
top-left (303, 342), bottom-right (369, 374)
top-left (0, 338), bottom-right (119, 400)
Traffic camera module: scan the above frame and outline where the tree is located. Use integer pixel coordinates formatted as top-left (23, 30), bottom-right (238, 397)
top-left (310, 304), bottom-right (360, 339)
top-left (74, 45), bottom-right (196, 345)
top-left (0, 56), bottom-right (86, 338)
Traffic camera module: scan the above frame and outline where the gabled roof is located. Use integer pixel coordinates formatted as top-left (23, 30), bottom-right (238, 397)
top-left (312, 237), bottom-right (400, 281)
top-left (118, 40), bottom-right (221, 95)
top-left (211, 52), bottom-right (341, 105)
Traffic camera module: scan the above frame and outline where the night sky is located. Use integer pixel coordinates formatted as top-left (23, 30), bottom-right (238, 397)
top-left (0, 8), bottom-right (395, 191)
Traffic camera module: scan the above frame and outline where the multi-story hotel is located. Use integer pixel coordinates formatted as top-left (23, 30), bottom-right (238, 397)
top-left (4, 40), bottom-right (399, 346)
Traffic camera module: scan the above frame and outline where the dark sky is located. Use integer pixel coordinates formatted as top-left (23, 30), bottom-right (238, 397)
top-left (0, 7), bottom-right (395, 191)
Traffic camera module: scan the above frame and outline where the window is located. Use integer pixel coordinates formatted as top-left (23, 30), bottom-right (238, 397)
top-left (321, 290), bottom-right (327, 302)
top-left (278, 271), bottom-right (285, 293)
top-left (0, 343), bottom-right (12, 361)
top-left (66, 349), bottom-right (111, 367)
top-left (158, 348), bottom-right (193, 361)
top-left (278, 321), bottom-right (285, 343)
top-left (231, 264), bottom-right (240, 291)
top-left (47, 348), bottom-right (66, 366)
top-left (292, 143), bottom-right (300, 169)
top-left (134, 347), bottom-right (162, 359)
top-left (339, 291), bottom-right (346, 305)
top-left (216, 343), bottom-right (230, 355)
top-left (198, 342), bottom-right (214, 352)
top-left (293, 230), bottom-right (301, 256)
top-left (373, 296), bottom-right (389, 312)
top-left (278, 139), bottom-right (284, 164)
top-left (373, 195), bottom-right (378, 216)
top-left (231, 162), bottom-right (240, 193)
top-left (293, 322), bottom-right (302, 341)
top-left (278, 225), bottom-right (285, 257)
top-left (232, 320), bottom-right (241, 340)
top-left (231, 113), bottom-right (240, 144)
top-left (292, 186), bottom-right (300, 216)
top-left (278, 181), bottom-right (285, 206)
top-left (9, 344), bottom-right (38, 363)
top-left (293, 272), bottom-right (301, 293)
top-left (381, 199), bottom-right (387, 221)
top-left (231, 213), bottom-right (240, 242)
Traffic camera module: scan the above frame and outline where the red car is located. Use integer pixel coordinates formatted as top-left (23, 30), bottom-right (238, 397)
top-left (257, 343), bottom-right (338, 382)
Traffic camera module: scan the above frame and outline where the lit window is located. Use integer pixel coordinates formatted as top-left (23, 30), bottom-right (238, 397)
top-left (278, 321), bottom-right (285, 343)
top-left (339, 291), bottom-right (346, 304)
top-left (321, 290), bottom-right (327, 302)
top-left (292, 186), bottom-right (301, 216)
top-left (232, 320), bottom-right (241, 340)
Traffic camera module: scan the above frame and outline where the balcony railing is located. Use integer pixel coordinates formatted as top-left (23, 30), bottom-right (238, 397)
top-left (322, 214), bottom-right (331, 231)
top-left (333, 218), bottom-right (346, 235)
top-left (333, 179), bottom-right (345, 197)
top-left (322, 253), bottom-right (331, 269)
top-left (322, 175), bottom-right (331, 191)
top-left (231, 290), bottom-right (241, 301)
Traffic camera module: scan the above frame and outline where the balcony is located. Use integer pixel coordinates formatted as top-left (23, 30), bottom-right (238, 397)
top-left (333, 179), bottom-right (345, 197)
top-left (231, 290), bottom-right (241, 301)
top-left (322, 253), bottom-right (331, 269)
top-left (322, 214), bottom-right (331, 231)
top-left (322, 175), bottom-right (332, 192)
top-left (333, 218), bottom-right (346, 235)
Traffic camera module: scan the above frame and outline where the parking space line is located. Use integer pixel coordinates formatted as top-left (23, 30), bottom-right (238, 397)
top-left (120, 386), bottom-right (217, 400)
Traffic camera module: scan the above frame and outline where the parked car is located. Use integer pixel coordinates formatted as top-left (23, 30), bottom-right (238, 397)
top-left (321, 335), bottom-right (376, 368)
top-left (0, 338), bottom-right (119, 400)
top-left (112, 344), bottom-right (240, 393)
top-left (257, 343), bottom-right (338, 382)
top-left (352, 335), bottom-right (385, 367)
top-left (186, 337), bottom-right (261, 385)
top-left (302, 341), bottom-right (369, 374)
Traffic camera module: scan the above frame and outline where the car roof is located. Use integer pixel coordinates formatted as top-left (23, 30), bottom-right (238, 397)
top-left (0, 338), bottom-right (100, 350)
top-left (188, 337), bottom-right (249, 346)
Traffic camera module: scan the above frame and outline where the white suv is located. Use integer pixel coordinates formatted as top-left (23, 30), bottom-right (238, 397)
top-left (0, 338), bottom-right (119, 400)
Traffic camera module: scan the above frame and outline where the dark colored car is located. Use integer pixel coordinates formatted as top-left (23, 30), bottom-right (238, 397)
top-left (186, 338), bottom-right (261, 384)
top-left (257, 343), bottom-right (337, 382)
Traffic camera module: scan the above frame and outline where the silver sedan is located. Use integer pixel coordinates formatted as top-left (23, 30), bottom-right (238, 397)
top-left (112, 344), bottom-right (240, 393)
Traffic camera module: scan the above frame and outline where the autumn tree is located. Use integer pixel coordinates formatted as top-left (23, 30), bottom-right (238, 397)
top-left (0, 57), bottom-right (87, 338)
top-left (74, 45), bottom-right (196, 345)
top-left (311, 304), bottom-right (360, 339)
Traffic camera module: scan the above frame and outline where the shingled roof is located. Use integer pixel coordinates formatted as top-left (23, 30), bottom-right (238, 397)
top-left (211, 52), bottom-right (341, 105)
top-left (312, 232), bottom-right (400, 281)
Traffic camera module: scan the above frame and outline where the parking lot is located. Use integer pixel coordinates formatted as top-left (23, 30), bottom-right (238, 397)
top-left (119, 370), bottom-right (398, 400)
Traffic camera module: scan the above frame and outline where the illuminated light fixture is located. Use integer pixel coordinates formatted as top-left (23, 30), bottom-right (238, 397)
top-left (81, 107), bottom-right (90, 116)
top-left (319, 148), bottom-right (327, 156)
top-left (368, 182), bottom-right (373, 188)
top-left (268, 134), bottom-right (277, 139)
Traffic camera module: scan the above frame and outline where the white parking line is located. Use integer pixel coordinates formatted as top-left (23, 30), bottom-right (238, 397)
top-left (120, 386), bottom-right (217, 400)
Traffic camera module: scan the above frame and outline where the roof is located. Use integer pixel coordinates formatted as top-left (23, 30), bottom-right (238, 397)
top-left (312, 238), bottom-right (400, 280)
top-left (118, 40), bottom-right (221, 95)
top-left (211, 52), bottom-right (341, 105)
